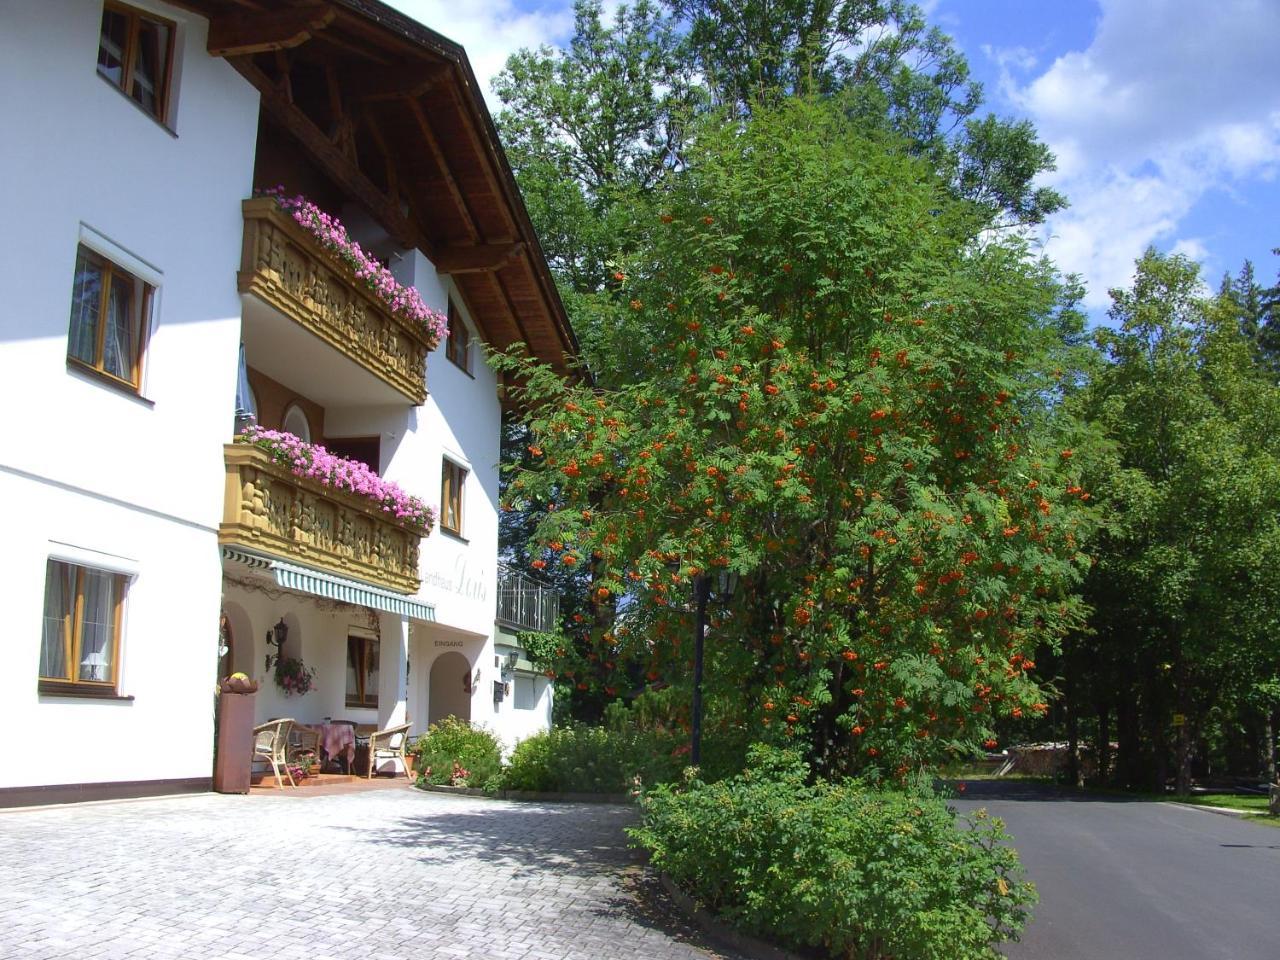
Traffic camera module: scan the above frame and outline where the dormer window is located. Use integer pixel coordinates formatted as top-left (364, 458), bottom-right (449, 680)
top-left (98, 2), bottom-right (175, 124)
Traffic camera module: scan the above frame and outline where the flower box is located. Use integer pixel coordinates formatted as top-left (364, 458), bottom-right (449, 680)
top-left (238, 196), bottom-right (445, 405)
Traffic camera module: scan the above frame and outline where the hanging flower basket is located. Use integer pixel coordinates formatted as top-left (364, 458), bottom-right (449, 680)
top-left (274, 656), bottom-right (316, 697)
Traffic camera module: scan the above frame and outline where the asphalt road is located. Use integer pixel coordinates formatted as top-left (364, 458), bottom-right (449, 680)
top-left (950, 781), bottom-right (1280, 960)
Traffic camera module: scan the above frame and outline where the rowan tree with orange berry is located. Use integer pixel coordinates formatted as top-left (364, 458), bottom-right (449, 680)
top-left (497, 99), bottom-right (1102, 777)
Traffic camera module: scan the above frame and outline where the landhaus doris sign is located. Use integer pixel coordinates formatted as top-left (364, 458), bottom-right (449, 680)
top-left (422, 555), bottom-right (489, 602)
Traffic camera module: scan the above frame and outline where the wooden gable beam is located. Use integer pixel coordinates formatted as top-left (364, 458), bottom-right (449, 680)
top-left (228, 56), bottom-right (425, 253)
top-left (348, 63), bottom-right (452, 103)
top-left (434, 242), bottom-right (525, 275)
top-left (207, 4), bottom-right (336, 57)
top-left (407, 98), bottom-right (480, 243)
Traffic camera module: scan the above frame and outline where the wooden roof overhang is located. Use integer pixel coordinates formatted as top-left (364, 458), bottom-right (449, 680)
top-left (185, 0), bottom-right (578, 378)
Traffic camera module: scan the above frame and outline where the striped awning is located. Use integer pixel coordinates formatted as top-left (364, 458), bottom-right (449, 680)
top-left (221, 548), bottom-right (435, 622)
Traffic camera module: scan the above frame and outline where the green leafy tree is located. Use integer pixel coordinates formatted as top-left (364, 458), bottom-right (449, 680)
top-left (1220, 252), bottom-right (1280, 373)
top-left (494, 0), bottom-right (1064, 313)
top-left (670, 0), bottom-right (1064, 226)
top-left (493, 0), bottom-right (695, 301)
top-left (1077, 249), bottom-right (1280, 792)
top-left (497, 99), bottom-right (1099, 777)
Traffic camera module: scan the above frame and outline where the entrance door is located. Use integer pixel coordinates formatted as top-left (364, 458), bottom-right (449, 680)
top-left (428, 651), bottom-right (471, 725)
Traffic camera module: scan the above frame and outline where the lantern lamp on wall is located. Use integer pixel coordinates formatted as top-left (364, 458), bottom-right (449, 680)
top-left (264, 617), bottom-right (288, 671)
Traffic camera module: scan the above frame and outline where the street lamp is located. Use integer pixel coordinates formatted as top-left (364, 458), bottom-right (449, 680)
top-left (691, 569), bottom-right (739, 767)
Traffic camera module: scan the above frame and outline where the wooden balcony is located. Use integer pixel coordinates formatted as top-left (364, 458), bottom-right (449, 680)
top-left (219, 444), bottom-right (422, 594)
top-left (238, 197), bottom-right (432, 406)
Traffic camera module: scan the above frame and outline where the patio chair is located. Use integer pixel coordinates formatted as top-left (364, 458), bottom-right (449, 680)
top-left (366, 722), bottom-right (412, 779)
top-left (252, 718), bottom-right (295, 789)
top-left (288, 724), bottom-right (321, 771)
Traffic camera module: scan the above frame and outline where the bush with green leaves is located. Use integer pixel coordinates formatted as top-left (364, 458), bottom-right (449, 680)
top-left (630, 747), bottom-right (1036, 960)
top-left (502, 722), bottom-right (686, 793)
top-left (412, 717), bottom-right (502, 789)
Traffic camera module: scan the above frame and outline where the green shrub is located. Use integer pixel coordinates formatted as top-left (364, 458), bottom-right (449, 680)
top-left (412, 717), bottom-right (502, 789)
top-left (630, 746), bottom-right (1036, 960)
top-left (502, 723), bottom-right (687, 793)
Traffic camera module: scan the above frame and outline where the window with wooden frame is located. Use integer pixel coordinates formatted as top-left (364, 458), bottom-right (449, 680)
top-left (445, 299), bottom-right (472, 373)
top-left (97, 2), bottom-right (176, 124)
top-left (39, 559), bottom-right (128, 696)
top-left (68, 244), bottom-right (153, 391)
top-left (441, 459), bottom-right (467, 536)
top-left (345, 636), bottom-right (379, 709)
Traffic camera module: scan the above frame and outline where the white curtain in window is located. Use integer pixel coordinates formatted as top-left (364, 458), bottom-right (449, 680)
top-left (367, 643), bottom-right (379, 702)
top-left (78, 569), bottom-right (116, 682)
top-left (234, 342), bottom-right (257, 426)
top-left (69, 251), bottom-right (101, 365)
top-left (103, 275), bottom-right (134, 380)
top-left (97, 8), bottom-right (127, 86)
top-left (130, 19), bottom-right (170, 116)
top-left (40, 561), bottom-right (73, 680)
top-left (346, 640), bottom-right (361, 702)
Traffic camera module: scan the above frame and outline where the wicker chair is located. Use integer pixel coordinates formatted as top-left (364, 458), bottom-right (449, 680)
top-left (288, 724), bottom-right (321, 771)
top-left (252, 718), bottom-right (295, 789)
top-left (366, 722), bottom-right (413, 779)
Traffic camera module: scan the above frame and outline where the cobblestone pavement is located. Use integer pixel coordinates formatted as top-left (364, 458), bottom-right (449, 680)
top-left (0, 785), bottom-right (744, 960)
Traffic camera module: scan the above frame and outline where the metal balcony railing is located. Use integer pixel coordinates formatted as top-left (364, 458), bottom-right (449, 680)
top-left (496, 568), bottom-right (560, 633)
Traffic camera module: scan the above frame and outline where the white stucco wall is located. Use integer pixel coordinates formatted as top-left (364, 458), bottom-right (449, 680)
top-left (0, 0), bottom-right (259, 790)
top-left (0, 0), bottom-right (553, 794)
top-left (324, 251), bottom-right (516, 740)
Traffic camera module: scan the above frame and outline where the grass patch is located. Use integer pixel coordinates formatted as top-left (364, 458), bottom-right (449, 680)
top-left (1174, 793), bottom-right (1270, 812)
top-left (1166, 792), bottom-right (1280, 826)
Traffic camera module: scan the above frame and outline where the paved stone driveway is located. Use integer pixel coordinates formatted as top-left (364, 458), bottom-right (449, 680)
top-left (0, 785), bottom-right (743, 960)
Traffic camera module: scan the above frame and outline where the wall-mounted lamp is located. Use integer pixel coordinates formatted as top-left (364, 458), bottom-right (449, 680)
top-left (264, 617), bottom-right (288, 671)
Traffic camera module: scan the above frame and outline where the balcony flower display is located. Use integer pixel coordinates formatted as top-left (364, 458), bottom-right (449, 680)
top-left (261, 187), bottom-right (449, 347)
top-left (237, 423), bottom-right (435, 534)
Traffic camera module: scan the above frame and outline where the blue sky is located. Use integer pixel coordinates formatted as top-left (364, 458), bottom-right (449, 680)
top-left (388, 0), bottom-right (1280, 316)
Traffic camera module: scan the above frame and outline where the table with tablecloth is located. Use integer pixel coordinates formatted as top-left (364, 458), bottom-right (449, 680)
top-left (305, 723), bottom-right (356, 772)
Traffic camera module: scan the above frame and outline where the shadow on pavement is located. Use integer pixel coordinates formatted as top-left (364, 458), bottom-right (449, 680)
top-left (350, 799), bottom-right (748, 959)
top-left (357, 801), bottom-right (641, 876)
top-left (942, 779), bottom-right (1153, 803)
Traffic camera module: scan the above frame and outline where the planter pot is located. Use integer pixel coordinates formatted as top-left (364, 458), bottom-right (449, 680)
top-left (213, 691), bottom-right (257, 794)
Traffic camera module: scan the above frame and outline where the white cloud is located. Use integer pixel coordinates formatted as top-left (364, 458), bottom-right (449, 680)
top-left (384, 1), bottom-right (574, 108)
top-left (992, 0), bottom-right (1280, 307)
top-left (1170, 237), bottom-right (1209, 262)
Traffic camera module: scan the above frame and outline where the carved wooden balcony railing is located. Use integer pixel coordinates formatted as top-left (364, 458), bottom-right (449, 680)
top-left (238, 197), bottom-right (432, 405)
top-left (220, 444), bottom-right (422, 593)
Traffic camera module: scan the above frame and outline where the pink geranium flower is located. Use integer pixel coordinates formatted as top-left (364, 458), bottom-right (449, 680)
top-left (261, 188), bottom-right (450, 345)
top-left (238, 423), bottom-right (435, 534)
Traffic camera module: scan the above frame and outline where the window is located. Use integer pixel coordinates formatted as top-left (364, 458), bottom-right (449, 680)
top-left (68, 244), bottom-right (153, 391)
top-left (282, 403), bottom-right (312, 442)
top-left (514, 676), bottom-right (538, 711)
top-left (97, 2), bottom-right (175, 123)
top-left (39, 559), bottom-right (127, 695)
top-left (441, 459), bottom-right (467, 536)
top-left (445, 299), bottom-right (471, 373)
top-left (345, 636), bottom-right (379, 709)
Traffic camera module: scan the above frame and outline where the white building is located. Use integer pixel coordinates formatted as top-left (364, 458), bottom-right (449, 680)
top-left (0, 0), bottom-right (574, 805)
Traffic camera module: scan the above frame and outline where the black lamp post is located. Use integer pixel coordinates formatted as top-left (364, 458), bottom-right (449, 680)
top-left (690, 569), bottom-right (738, 767)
